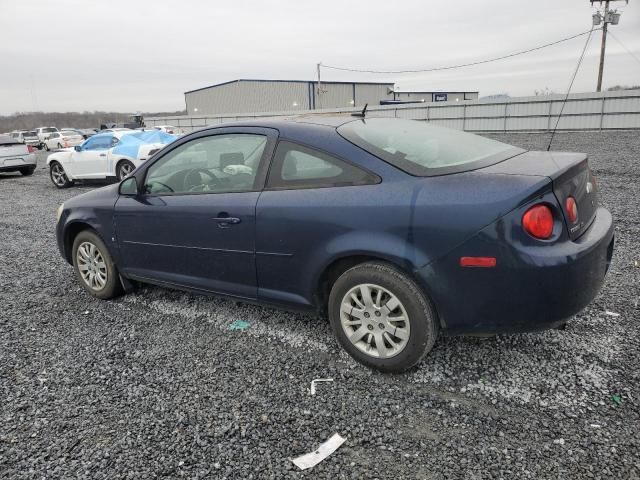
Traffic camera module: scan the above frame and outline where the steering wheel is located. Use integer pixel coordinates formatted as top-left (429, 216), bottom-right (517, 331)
top-left (184, 168), bottom-right (220, 192)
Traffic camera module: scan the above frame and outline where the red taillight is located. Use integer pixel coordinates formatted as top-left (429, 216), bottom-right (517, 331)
top-left (565, 196), bottom-right (578, 223)
top-left (460, 256), bottom-right (497, 268)
top-left (522, 204), bottom-right (554, 239)
top-left (27, 145), bottom-right (34, 153)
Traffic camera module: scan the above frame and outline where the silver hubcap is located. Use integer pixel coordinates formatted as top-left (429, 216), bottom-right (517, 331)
top-left (340, 283), bottom-right (410, 359)
top-left (51, 164), bottom-right (66, 186)
top-left (120, 163), bottom-right (133, 178)
top-left (76, 242), bottom-right (108, 291)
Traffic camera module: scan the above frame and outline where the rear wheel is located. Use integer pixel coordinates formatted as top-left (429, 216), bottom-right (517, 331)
top-left (116, 160), bottom-right (135, 180)
top-left (49, 162), bottom-right (73, 188)
top-left (72, 230), bottom-right (123, 300)
top-left (44, 143), bottom-right (50, 151)
top-left (328, 262), bottom-right (439, 372)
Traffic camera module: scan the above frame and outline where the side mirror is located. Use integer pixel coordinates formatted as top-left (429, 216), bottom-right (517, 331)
top-left (119, 177), bottom-right (139, 196)
top-left (74, 145), bottom-right (82, 152)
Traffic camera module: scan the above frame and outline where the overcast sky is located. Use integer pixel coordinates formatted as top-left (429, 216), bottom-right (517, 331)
top-left (1, 0), bottom-right (639, 115)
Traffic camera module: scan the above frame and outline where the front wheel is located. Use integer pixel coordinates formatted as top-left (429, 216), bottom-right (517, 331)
top-left (72, 230), bottom-right (123, 300)
top-left (49, 162), bottom-right (73, 188)
top-left (328, 262), bottom-right (439, 373)
top-left (116, 160), bottom-right (135, 181)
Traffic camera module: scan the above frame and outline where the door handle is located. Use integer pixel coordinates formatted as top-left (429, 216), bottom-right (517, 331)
top-left (213, 215), bottom-right (241, 227)
top-left (99, 153), bottom-right (107, 157)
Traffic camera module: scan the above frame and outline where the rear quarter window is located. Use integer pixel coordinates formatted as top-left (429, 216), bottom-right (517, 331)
top-left (266, 141), bottom-right (380, 190)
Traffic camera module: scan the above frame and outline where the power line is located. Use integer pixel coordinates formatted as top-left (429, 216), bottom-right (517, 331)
top-left (607, 30), bottom-right (640, 68)
top-left (547, 28), bottom-right (596, 151)
top-left (321, 29), bottom-right (600, 75)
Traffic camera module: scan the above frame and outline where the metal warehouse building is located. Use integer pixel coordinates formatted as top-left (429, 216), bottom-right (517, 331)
top-left (184, 79), bottom-right (395, 116)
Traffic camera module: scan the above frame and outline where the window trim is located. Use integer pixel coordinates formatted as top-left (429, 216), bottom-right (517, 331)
top-left (139, 128), bottom-right (278, 197)
top-left (264, 139), bottom-right (381, 192)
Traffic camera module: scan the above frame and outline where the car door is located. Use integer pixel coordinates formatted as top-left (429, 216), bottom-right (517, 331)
top-left (66, 135), bottom-right (113, 178)
top-left (113, 127), bottom-right (277, 298)
top-left (255, 141), bottom-right (383, 307)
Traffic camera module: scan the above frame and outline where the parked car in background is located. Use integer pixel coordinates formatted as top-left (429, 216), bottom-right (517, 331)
top-left (79, 128), bottom-right (98, 139)
top-left (10, 130), bottom-right (40, 147)
top-left (0, 134), bottom-right (37, 176)
top-left (43, 131), bottom-right (85, 151)
top-left (35, 126), bottom-right (59, 149)
top-left (152, 125), bottom-right (183, 135)
top-left (53, 117), bottom-right (614, 372)
top-left (61, 128), bottom-right (85, 136)
top-left (47, 130), bottom-right (177, 187)
top-left (99, 128), bottom-right (133, 133)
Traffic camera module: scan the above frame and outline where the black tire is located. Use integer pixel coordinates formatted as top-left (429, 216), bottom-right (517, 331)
top-left (72, 230), bottom-right (123, 300)
top-left (49, 161), bottom-right (73, 188)
top-left (44, 143), bottom-right (50, 151)
top-left (57, 143), bottom-right (63, 149)
top-left (328, 262), bottom-right (439, 373)
top-left (116, 160), bottom-right (135, 181)
top-left (20, 167), bottom-right (36, 176)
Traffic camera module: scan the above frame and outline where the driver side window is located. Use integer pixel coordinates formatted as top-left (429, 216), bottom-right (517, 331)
top-left (144, 133), bottom-right (267, 195)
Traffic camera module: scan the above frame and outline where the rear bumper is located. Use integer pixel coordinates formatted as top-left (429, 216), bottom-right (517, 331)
top-left (0, 154), bottom-right (37, 171)
top-left (417, 207), bottom-right (614, 335)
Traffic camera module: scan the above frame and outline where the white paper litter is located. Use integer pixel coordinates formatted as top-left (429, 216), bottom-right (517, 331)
top-left (291, 433), bottom-right (346, 470)
top-left (605, 311), bottom-right (620, 317)
top-left (310, 378), bottom-right (333, 396)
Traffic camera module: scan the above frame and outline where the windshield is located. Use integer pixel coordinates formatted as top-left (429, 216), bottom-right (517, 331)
top-left (43, 127), bottom-right (58, 133)
top-left (338, 118), bottom-right (524, 176)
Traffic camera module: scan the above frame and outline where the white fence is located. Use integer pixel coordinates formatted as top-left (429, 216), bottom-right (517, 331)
top-left (146, 90), bottom-right (640, 133)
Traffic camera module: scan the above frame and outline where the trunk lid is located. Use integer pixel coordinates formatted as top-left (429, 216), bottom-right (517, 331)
top-left (480, 151), bottom-right (598, 240)
top-left (0, 143), bottom-right (29, 159)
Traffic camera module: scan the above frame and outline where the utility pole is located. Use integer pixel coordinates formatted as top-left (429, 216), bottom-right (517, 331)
top-left (316, 62), bottom-right (322, 110)
top-left (597, 0), bottom-right (610, 91)
top-left (591, 0), bottom-right (626, 92)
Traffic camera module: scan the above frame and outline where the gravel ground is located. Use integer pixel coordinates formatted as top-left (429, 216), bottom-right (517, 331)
top-left (1, 131), bottom-right (638, 479)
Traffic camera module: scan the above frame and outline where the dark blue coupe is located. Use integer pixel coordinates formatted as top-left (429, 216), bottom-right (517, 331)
top-left (55, 117), bottom-right (614, 372)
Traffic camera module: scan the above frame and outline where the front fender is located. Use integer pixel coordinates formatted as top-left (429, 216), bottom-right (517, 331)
top-left (46, 151), bottom-right (72, 166)
top-left (56, 184), bottom-right (121, 264)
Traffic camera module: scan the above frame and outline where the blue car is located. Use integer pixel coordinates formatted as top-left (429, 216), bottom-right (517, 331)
top-left (55, 117), bottom-right (614, 372)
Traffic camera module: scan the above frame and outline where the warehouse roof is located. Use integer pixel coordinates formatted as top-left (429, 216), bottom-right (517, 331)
top-left (185, 78), bottom-right (395, 95)
top-left (395, 90), bottom-right (479, 94)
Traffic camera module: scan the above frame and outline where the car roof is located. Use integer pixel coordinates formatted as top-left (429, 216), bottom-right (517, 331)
top-left (198, 115), bottom-right (359, 136)
top-left (91, 130), bottom-right (136, 139)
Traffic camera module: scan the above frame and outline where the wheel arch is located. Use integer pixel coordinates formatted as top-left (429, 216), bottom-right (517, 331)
top-left (47, 154), bottom-right (64, 166)
top-left (62, 221), bottom-right (99, 264)
top-left (315, 253), bottom-right (418, 314)
top-left (115, 158), bottom-right (135, 177)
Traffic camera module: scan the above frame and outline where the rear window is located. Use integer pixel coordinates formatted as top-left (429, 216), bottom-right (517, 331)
top-left (338, 118), bottom-right (524, 176)
top-left (24, 131), bottom-right (37, 137)
top-left (43, 127), bottom-right (57, 133)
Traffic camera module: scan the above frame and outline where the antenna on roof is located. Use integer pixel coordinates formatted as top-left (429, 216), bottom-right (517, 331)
top-left (351, 103), bottom-right (368, 118)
